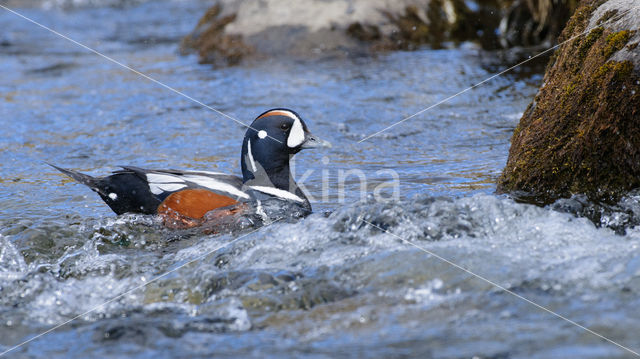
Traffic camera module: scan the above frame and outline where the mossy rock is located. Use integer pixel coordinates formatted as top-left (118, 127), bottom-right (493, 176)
top-left (498, 0), bottom-right (640, 203)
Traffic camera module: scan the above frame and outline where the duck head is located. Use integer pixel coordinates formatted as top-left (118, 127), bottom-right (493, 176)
top-left (240, 108), bottom-right (331, 194)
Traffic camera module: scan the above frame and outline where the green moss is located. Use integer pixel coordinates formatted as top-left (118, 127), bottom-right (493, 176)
top-left (499, 27), bottom-right (640, 203)
top-left (564, 82), bottom-right (577, 96)
top-left (595, 60), bottom-right (634, 81)
top-left (585, 26), bottom-right (604, 43)
top-left (561, 4), bottom-right (594, 39)
top-left (602, 30), bottom-right (635, 58)
top-left (578, 27), bottom-right (603, 58)
top-left (512, 124), bottom-right (522, 138)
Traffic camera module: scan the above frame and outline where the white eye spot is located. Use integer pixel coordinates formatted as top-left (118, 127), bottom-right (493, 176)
top-left (258, 130), bottom-right (267, 139)
top-left (108, 193), bottom-right (117, 200)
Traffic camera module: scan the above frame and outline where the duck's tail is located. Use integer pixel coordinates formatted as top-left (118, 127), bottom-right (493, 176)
top-left (48, 163), bottom-right (161, 215)
top-left (48, 163), bottom-right (106, 196)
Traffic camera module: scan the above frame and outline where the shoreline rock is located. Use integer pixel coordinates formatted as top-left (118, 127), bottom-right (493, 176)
top-left (180, 0), bottom-right (579, 66)
top-left (180, 4), bottom-right (253, 66)
top-left (498, 0), bottom-right (640, 203)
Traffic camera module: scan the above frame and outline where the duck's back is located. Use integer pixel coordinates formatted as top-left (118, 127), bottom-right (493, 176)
top-left (52, 165), bottom-right (249, 217)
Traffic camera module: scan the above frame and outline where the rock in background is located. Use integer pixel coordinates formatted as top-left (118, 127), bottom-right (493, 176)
top-left (499, 0), bottom-right (580, 47)
top-left (498, 0), bottom-right (640, 203)
top-left (180, 0), bottom-right (579, 66)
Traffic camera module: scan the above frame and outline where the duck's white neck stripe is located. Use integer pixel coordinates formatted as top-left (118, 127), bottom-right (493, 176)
top-left (247, 140), bottom-right (257, 172)
top-left (249, 185), bottom-right (305, 203)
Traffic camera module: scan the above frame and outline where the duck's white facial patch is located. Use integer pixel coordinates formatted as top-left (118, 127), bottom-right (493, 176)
top-left (247, 140), bottom-right (257, 172)
top-left (108, 193), bottom-right (118, 200)
top-left (287, 118), bottom-right (305, 148)
top-left (258, 130), bottom-right (267, 139)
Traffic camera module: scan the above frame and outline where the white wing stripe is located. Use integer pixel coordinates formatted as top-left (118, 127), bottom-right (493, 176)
top-left (183, 175), bottom-right (250, 199)
top-left (145, 172), bottom-right (248, 198)
top-left (193, 170), bottom-right (225, 175)
top-left (147, 173), bottom-right (184, 184)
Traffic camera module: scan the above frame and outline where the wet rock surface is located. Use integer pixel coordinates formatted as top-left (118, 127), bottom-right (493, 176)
top-left (179, 4), bottom-right (253, 66)
top-left (3, 1), bottom-right (640, 356)
top-left (498, 0), bottom-right (640, 203)
top-left (181, 0), bottom-right (580, 65)
top-left (499, 0), bottom-right (580, 47)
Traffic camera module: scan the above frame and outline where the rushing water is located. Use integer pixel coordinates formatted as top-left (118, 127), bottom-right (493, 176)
top-left (2, 1), bottom-right (640, 358)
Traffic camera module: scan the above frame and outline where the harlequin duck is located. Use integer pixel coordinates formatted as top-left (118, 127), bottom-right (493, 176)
top-left (50, 108), bottom-right (331, 228)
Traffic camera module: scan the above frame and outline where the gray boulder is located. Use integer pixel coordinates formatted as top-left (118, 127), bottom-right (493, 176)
top-left (180, 0), bottom-right (577, 65)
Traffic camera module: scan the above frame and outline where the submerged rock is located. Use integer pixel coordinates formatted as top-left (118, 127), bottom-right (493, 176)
top-left (180, 0), bottom-right (579, 65)
top-left (498, 0), bottom-right (640, 203)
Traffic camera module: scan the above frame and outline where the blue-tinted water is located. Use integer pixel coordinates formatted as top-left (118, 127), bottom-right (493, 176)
top-left (1, 1), bottom-right (640, 358)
